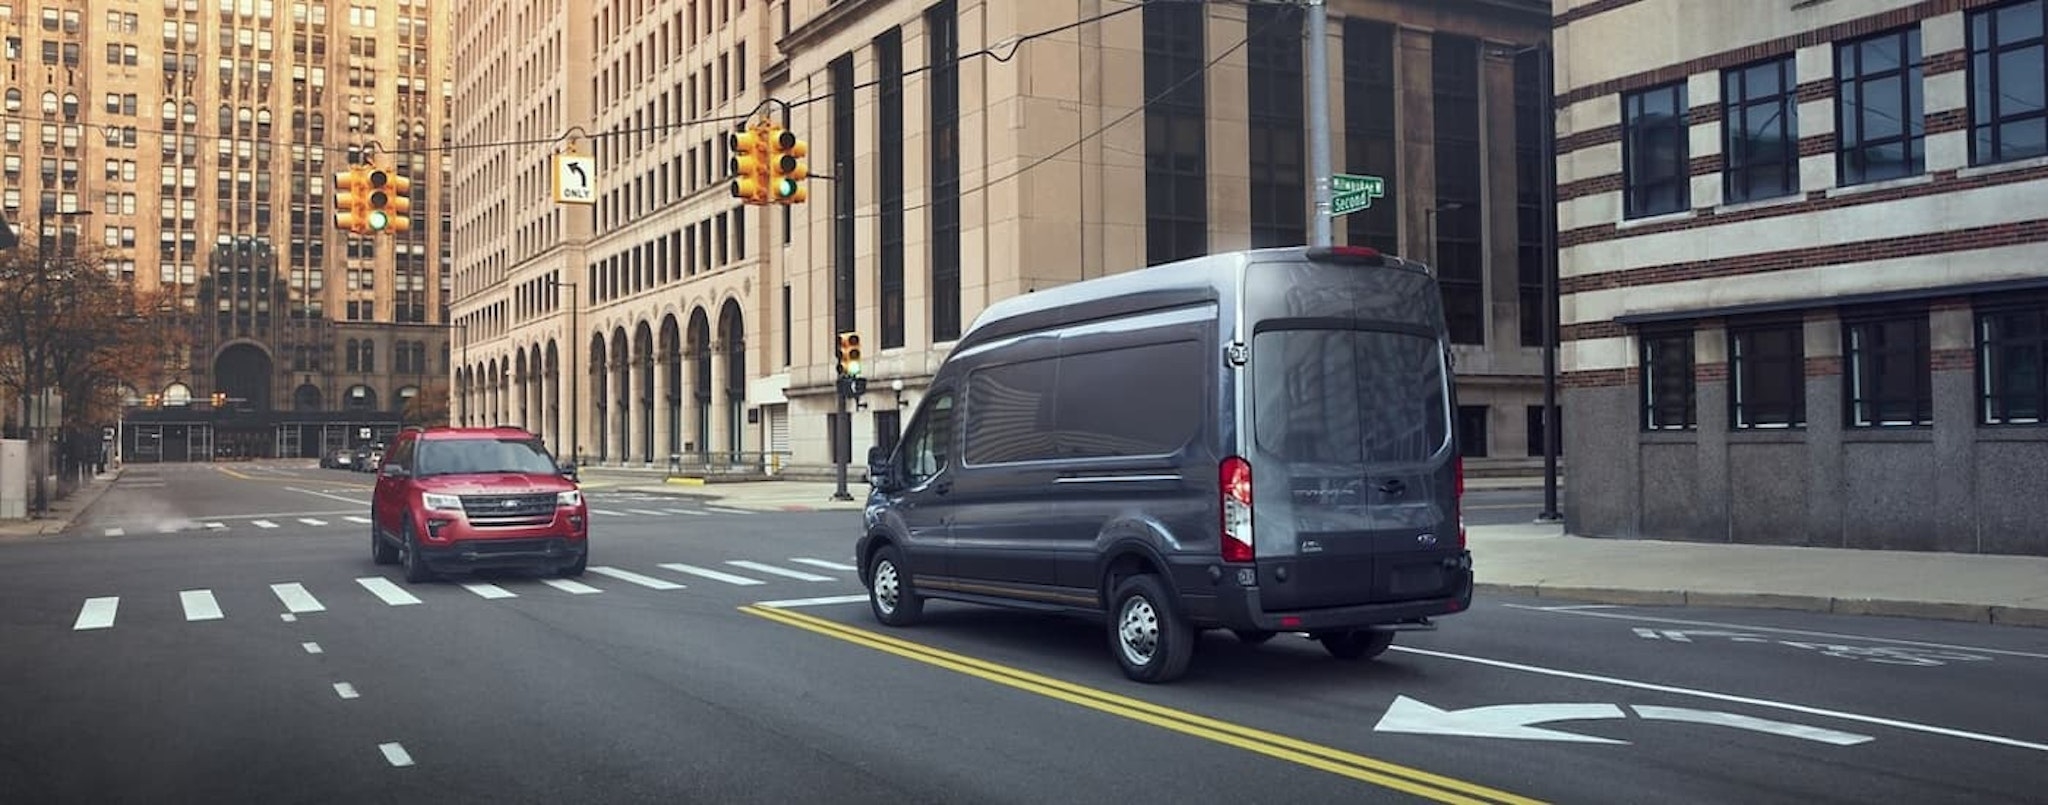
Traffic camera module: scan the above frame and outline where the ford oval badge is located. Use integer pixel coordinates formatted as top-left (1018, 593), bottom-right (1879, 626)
top-left (1416, 532), bottom-right (1439, 548)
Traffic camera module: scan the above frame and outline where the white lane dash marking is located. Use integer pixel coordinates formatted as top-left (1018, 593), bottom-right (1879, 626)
top-left (297, 518), bottom-right (329, 526)
top-left (588, 566), bottom-right (685, 590)
top-left (270, 583), bottom-right (326, 614)
top-left (252, 520), bottom-right (279, 529)
top-left (180, 590), bottom-right (224, 621)
top-left (73, 597), bottom-right (120, 630)
top-left (334, 682), bottom-right (360, 700)
top-left (755, 594), bottom-right (871, 609)
top-left (626, 509), bottom-right (670, 516)
top-left (344, 516), bottom-right (373, 524)
top-left (302, 642), bottom-right (323, 654)
top-left (706, 507), bottom-right (750, 515)
top-left (204, 522), bottom-right (228, 530)
top-left (789, 557), bottom-right (858, 572)
top-left (355, 577), bottom-right (423, 606)
top-left (664, 508), bottom-right (708, 516)
top-left (103, 527), bottom-right (125, 537)
top-left (379, 742), bottom-right (414, 767)
top-left (540, 578), bottom-right (602, 595)
top-left (461, 582), bottom-right (516, 599)
top-left (727, 560), bottom-right (833, 582)
top-left (659, 563), bottom-right (765, 586)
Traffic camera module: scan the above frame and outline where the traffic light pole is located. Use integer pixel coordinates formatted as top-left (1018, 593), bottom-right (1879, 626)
top-left (832, 381), bottom-right (852, 501)
top-left (1306, 0), bottom-right (1333, 249)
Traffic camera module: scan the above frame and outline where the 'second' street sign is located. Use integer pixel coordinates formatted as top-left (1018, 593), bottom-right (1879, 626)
top-left (1330, 173), bottom-right (1386, 216)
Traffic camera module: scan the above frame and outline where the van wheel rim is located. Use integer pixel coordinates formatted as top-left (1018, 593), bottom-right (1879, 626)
top-left (1118, 597), bottom-right (1159, 665)
top-left (873, 560), bottom-right (900, 614)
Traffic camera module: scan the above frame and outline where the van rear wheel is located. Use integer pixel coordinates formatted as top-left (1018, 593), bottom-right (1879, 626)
top-left (1317, 629), bottom-right (1395, 660)
top-left (1109, 575), bottom-right (1195, 683)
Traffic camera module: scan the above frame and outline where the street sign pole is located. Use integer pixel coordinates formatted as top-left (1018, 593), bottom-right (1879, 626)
top-left (1306, 0), bottom-right (1333, 248)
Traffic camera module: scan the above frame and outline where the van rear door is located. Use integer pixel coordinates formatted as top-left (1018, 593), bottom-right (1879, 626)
top-left (1242, 260), bottom-right (1461, 611)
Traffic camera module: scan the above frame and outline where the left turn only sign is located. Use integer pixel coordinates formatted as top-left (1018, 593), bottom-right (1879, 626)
top-left (552, 151), bottom-right (596, 205)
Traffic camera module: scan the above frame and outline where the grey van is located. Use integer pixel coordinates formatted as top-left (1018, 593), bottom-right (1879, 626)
top-left (857, 245), bottom-right (1473, 683)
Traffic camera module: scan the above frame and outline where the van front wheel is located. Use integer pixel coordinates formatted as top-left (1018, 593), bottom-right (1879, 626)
top-left (866, 545), bottom-right (923, 627)
top-left (1317, 629), bottom-right (1395, 660)
top-left (1109, 575), bottom-right (1195, 683)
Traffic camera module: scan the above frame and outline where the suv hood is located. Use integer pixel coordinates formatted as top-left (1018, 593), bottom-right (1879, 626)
top-left (413, 473), bottom-right (574, 495)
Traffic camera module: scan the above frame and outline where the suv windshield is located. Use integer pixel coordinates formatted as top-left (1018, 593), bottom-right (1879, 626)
top-left (1252, 327), bottom-right (1450, 466)
top-left (414, 438), bottom-right (560, 477)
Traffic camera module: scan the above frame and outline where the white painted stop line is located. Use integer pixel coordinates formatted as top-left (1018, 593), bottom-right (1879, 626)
top-left (180, 589), bottom-right (224, 621)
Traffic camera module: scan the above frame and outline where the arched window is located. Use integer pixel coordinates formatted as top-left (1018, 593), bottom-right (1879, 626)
top-left (42, 92), bottom-right (58, 114)
top-left (61, 93), bottom-right (78, 117)
top-left (5, 89), bottom-right (22, 112)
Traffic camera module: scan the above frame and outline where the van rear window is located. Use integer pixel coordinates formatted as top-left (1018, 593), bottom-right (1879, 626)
top-left (1252, 328), bottom-right (1450, 465)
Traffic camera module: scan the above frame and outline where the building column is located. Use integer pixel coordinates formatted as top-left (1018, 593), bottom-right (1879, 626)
top-left (1929, 300), bottom-right (1979, 552)
top-left (709, 340), bottom-right (731, 463)
top-left (1802, 310), bottom-right (1846, 547)
top-left (1692, 322), bottom-right (1731, 542)
top-left (653, 347), bottom-right (675, 468)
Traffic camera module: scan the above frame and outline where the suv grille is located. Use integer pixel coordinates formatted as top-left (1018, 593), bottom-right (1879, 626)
top-left (460, 493), bottom-right (558, 526)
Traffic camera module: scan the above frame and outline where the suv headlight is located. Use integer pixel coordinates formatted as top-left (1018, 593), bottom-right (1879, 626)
top-left (422, 493), bottom-right (464, 513)
top-left (556, 490), bottom-right (582, 508)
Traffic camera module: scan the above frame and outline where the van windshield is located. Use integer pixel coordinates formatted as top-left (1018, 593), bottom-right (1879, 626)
top-left (1251, 327), bottom-right (1450, 466)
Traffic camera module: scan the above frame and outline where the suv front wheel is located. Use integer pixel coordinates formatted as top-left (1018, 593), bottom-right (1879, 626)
top-left (399, 515), bottom-right (434, 583)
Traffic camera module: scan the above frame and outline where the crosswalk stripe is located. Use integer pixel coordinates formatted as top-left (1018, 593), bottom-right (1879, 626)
top-left (157, 524), bottom-right (181, 534)
top-left (204, 522), bottom-right (228, 530)
top-left (589, 509), bottom-right (622, 516)
top-left (344, 516), bottom-right (372, 524)
top-left (663, 508), bottom-right (708, 516)
top-left (252, 520), bottom-right (279, 529)
top-left (103, 527), bottom-right (125, 537)
top-left (589, 566), bottom-right (686, 590)
top-left (726, 560), bottom-right (833, 582)
top-left (356, 577), bottom-right (423, 606)
top-left (789, 557), bottom-right (858, 572)
top-left (297, 518), bottom-right (328, 526)
top-left (706, 507), bottom-right (750, 515)
top-left (540, 578), bottom-right (602, 595)
top-left (461, 582), bottom-right (516, 599)
top-left (626, 509), bottom-right (670, 516)
top-left (73, 597), bottom-right (119, 630)
top-left (180, 589), bottom-right (224, 621)
top-left (658, 563), bottom-right (765, 586)
top-left (270, 582), bottom-right (326, 613)
top-left (379, 742), bottom-right (414, 768)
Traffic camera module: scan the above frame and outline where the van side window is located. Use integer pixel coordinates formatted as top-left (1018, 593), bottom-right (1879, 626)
top-left (901, 393), bottom-right (956, 485)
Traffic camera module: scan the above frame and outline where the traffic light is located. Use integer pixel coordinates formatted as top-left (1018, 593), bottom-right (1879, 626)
top-left (333, 166), bottom-right (372, 235)
top-left (728, 123), bottom-right (770, 205)
top-left (836, 331), bottom-right (862, 379)
top-left (369, 169), bottom-right (412, 234)
top-left (767, 125), bottom-right (808, 205)
top-left (210, 391), bottom-right (227, 408)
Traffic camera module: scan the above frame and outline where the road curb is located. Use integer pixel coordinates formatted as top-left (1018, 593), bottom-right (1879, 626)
top-left (1476, 583), bottom-right (2048, 629)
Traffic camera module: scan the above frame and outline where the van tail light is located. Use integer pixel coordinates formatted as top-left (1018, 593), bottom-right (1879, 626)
top-left (1220, 456), bottom-right (1254, 563)
top-left (1454, 455), bottom-right (1468, 550)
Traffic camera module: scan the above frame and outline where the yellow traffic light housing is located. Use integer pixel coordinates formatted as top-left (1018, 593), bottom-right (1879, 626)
top-left (729, 124), bottom-right (770, 205)
top-left (374, 171), bottom-right (412, 234)
top-left (767, 126), bottom-right (809, 205)
top-left (333, 166), bottom-right (372, 235)
top-left (836, 331), bottom-right (862, 378)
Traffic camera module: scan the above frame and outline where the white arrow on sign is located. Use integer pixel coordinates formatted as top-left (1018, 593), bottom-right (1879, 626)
top-left (1374, 696), bottom-right (1874, 746)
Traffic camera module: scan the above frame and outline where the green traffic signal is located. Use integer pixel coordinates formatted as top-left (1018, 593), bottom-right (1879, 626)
top-left (368, 210), bottom-right (390, 231)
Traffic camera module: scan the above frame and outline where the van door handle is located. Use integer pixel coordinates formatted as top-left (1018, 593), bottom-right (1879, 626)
top-left (1377, 479), bottom-right (1406, 495)
top-left (933, 480), bottom-right (952, 495)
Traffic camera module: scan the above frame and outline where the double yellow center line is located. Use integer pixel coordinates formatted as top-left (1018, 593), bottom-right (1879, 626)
top-left (741, 605), bottom-right (1543, 805)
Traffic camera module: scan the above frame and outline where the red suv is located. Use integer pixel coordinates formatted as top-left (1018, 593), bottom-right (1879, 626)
top-left (370, 426), bottom-right (589, 583)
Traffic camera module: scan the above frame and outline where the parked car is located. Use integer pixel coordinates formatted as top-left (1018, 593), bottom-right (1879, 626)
top-left (857, 245), bottom-right (1473, 683)
top-left (320, 448), bottom-right (354, 470)
top-left (370, 426), bottom-right (587, 582)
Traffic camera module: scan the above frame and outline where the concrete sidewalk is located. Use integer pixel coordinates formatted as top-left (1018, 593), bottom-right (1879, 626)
top-left (578, 470), bottom-right (2048, 629)
top-left (0, 468), bottom-right (123, 540)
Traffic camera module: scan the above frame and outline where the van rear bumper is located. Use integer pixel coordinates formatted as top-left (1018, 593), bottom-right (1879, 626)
top-left (1174, 553), bottom-right (1473, 632)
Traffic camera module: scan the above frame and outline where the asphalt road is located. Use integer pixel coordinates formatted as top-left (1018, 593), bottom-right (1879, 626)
top-left (1, 461), bottom-right (2042, 803)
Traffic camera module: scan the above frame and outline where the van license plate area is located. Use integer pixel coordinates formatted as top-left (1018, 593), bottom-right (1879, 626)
top-left (1383, 560), bottom-right (1448, 598)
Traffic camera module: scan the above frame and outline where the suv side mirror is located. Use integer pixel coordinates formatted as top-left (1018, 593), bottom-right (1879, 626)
top-left (560, 462), bottom-right (579, 482)
top-left (866, 446), bottom-right (897, 492)
top-left (379, 463), bottom-right (408, 479)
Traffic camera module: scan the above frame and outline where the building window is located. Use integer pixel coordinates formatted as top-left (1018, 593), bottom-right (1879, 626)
top-left (1979, 302), bottom-right (2048, 424)
top-left (1343, 19), bottom-right (1398, 255)
top-left (1641, 331), bottom-right (1696, 430)
top-left (1730, 323), bottom-right (1805, 429)
top-left (1968, 1), bottom-right (2048, 166)
top-left (1623, 82), bottom-right (1689, 218)
top-left (1837, 27), bottom-right (1924, 185)
top-left (1845, 313), bottom-right (1932, 427)
top-left (1723, 56), bottom-right (1799, 203)
top-left (1456, 405), bottom-right (1489, 458)
top-left (1246, 3), bottom-right (1304, 248)
top-left (876, 28), bottom-right (906, 349)
top-left (1143, 0), bottom-right (1207, 266)
top-left (927, 0), bottom-right (961, 342)
top-left (1434, 35), bottom-right (1485, 344)
top-left (830, 54), bottom-right (856, 334)
top-left (1514, 49), bottom-right (1547, 347)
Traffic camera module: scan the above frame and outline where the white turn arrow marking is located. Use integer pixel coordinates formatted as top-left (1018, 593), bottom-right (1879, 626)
top-left (1632, 706), bottom-right (1873, 746)
top-left (1375, 696), bottom-right (1627, 744)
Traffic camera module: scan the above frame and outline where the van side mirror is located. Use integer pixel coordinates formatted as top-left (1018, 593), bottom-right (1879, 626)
top-left (866, 446), bottom-right (897, 491)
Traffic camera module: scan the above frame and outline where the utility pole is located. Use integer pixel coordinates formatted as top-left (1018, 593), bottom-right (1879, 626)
top-left (1306, 0), bottom-right (1333, 249)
